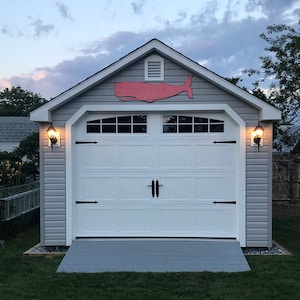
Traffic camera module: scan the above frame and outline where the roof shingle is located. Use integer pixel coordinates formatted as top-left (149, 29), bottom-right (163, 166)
top-left (0, 117), bottom-right (38, 143)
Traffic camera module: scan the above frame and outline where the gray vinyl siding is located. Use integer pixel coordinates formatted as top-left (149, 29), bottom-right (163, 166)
top-left (39, 124), bottom-right (45, 246)
top-left (40, 123), bottom-right (66, 246)
top-left (41, 55), bottom-right (273, 247)
top-left (246, 122), bottom-right (273, 247)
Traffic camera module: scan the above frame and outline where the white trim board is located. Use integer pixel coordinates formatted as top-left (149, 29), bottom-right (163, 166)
top-left (65, 103), bottom-right (246, 246)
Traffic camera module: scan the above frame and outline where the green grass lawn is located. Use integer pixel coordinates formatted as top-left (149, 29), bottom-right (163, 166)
top-left (0, 217), bottom-right (300, 300)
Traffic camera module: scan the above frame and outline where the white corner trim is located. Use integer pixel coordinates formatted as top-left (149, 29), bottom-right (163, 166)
top-left (238, 119), bottom-right (246, 247)
top-left (65, 119), bottom-right (73, 246)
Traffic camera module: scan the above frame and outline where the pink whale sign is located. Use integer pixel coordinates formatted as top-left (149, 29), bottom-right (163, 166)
top-left (114, 75), bottom-right (193, 103)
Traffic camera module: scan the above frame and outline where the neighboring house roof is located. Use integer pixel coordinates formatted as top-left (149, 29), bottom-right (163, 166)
top-left (31, 38), bottom-right (281, 122)
top-left (0, 117), bottom-right (38, 151)
top-left (282, 123), bottom-right (300, 153)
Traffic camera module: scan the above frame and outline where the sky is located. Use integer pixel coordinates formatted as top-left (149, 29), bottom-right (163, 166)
top-left (0, 0), bottom-right (299, 99)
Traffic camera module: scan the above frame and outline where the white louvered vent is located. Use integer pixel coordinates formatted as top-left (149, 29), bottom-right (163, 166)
top-left (145, 55), bottom-right (164, 81)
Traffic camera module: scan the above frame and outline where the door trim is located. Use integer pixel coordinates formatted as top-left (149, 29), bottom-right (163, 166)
top-left (65, 104), bottom-right (246, 246)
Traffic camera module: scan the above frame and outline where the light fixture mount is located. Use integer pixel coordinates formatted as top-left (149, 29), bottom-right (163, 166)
top-left (47, 123), bottom-right (60, 151)
top-left (252, 122), bottom-right (264, 151)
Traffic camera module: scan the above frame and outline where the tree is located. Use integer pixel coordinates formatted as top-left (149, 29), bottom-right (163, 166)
top-left (0, 151), bottom-right (24, 187)
top-left (0, 133), bottom-right (39, 187)
top-left (246, 22), bottom-right (300, 151)
top-left (225, 76), bottom-right (268, 102)
top-left (12, 132), bottom-right (40, 180)
top-left (0, 86), bottom-right (47, 116)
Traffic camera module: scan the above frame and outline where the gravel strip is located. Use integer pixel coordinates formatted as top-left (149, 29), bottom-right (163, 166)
top-left (23, 243), bottom-right (68, 256)
top-left (243, 241), bottom-right (291, 255)
top-left (24, 241), bottom-right (291, 256)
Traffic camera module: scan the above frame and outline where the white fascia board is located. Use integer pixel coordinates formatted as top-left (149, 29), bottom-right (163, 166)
top-left (30, 107), bottom-right (50, 122)
top-left (159, 46), bottom-right (282, 121)
top-left (30, 42), bottom-right (157, 123)
top-left (259, 103), bottom-right (282, 120)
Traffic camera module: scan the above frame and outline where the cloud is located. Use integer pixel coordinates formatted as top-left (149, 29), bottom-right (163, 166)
top-left (246, 0), bottom-right (299, 19)
top-left (29, 17), bottom-right (56, 37)
top-left (1, 18), bottom-right (56, 38)
top-left (56, 2), bottom-right (73, 21)
top-left (175, 10), bottom-right (188, 24)
top-left (80, 31), bottom-right (147, 56)
top-left (0, 79), bottom-right (12, 90)
top-left (131, 0), bottom-right (146, 15)
top-left (2, 0), bottom-right (299, 99)
top-left (1, 24), bottom-right (13, 36)
top-left (2, 54), bottom-right (109, 99)
top-left (0, 32), bottom-right (148, 99)
top-left (1, 24), bottom-right (28, 38)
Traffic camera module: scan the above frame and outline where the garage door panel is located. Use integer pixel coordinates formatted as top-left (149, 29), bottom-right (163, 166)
top-left (195, 145), bottom-right (236, 168)
top-left (76, 145), bottom-right (118, 169)
top-left (119, 176), bottom-right (153, 200)
top-left (120, 208), bottom-right (156, 234)
top-left (76, 204), bottom-right (236, 237)
top-left (195, 207), bottom-right (236, 236)
top-left (119, 145), bottom-right (157, 168)
top-left (77, 175), bottom-right (155, 201)
top-left (74, 112), bottom-right (239, 239)
top-left (159, 145), bottom-right (194, 168)
top-left (195, 176), bottom-right (236, 201)
top-left (158, 176), bottom-right (194, 200)
top-left (76, 176), bottom-right (117, 200)
top-left (160, 209), bottom-right (194, 233)
top-left (76, 207), bottom-right (119, 236)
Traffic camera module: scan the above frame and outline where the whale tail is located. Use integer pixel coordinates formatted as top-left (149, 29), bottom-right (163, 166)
top-left (184, 75), bottom-right (193, 99)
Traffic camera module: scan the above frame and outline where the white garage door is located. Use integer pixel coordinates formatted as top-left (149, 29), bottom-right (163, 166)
top-left (74, 112), bottom-right (239, 238)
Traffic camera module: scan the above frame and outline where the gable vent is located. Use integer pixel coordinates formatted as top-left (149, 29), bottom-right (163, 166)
top-left (145, 55), bottom-right (164, 81)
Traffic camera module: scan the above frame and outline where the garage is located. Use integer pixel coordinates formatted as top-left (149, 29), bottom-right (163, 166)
top-left (73, 111), bottom-right (240, 238)
top-left (31, 38), bottom-right (281, 248)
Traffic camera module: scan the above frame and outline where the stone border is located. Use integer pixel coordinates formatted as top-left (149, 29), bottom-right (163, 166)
top-left (243, 240), bottom-right (291, 256)
top-left (24, 240), bottom-right (291, 257)
top-left (23, 243), bottom-right (68, 256)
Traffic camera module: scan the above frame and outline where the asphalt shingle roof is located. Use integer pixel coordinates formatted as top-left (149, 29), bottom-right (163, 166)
top-left (0, 117), bottom-right (38, 143)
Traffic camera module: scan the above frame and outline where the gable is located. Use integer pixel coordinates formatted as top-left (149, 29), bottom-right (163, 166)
top-left (49, 55), bottom-right (259, 125)
top-left (30, 39), bottom-right (281, 122)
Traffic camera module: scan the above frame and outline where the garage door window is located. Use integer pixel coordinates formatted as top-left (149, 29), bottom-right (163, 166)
top-left (163, 115), bottom-right (224, 133)
top-left (87, 115), bottom-right (147, 133)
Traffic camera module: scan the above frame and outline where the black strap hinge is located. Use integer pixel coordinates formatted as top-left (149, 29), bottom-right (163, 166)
top-left (76, 201), bottom-right (98, 204)
top-left (213, 141), bottom-right (236, 144)
top-left (75, 141), bottom-right (98, 144)
top-left (213, 201), bottom-right (236, 204)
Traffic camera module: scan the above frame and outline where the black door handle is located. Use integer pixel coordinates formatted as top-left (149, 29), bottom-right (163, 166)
top-left (152, 180), bottom-right (155, 198)
top-left (155, 180), bottom-right (164, 198)
top-left (156, 180), bottom-right (159, 198)
top-left (149, 180), bottom-right (163, 198)
top-left (148, 180), bottom-right (155, 198)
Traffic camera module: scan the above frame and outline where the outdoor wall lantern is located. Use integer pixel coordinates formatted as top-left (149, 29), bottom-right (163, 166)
top-left (47, 124), bottom-right (60, 151)
top-left (252, 122), bottom-right (264, 151)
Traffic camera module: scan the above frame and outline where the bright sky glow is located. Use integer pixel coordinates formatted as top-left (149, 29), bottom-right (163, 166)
top-left (0, 0), bottom-right (299, 98)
